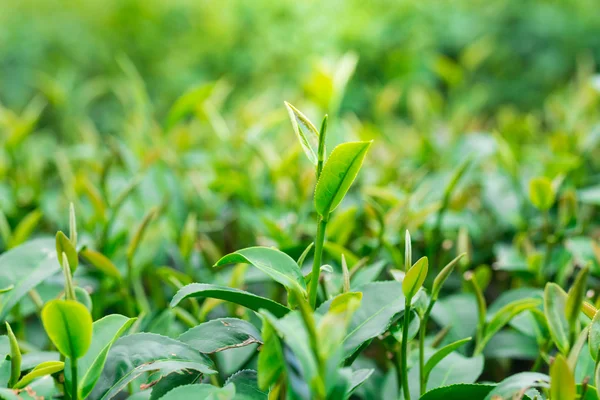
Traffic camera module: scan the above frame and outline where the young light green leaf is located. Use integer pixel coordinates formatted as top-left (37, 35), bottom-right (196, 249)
top-left (544, 283), bottom-right (570, 355)
top-left (284, 101), bottom-right (320, 165)
top-left (215, 247), bottom-right (306, 294)
top-left (476, 298), bottom-right (541, 354)
top-left (567, 326), bottom-right (589, 371)
top-left (41, 300), bottom-right (93, 359)
top-left (589, 310), bottom-right (600, 361)
top-left (178, 318), bottom-right (262, 354)
top-left (8, 209), bottom-right (43, 249)
top-left (402, 256), bottom-right (428, 300)
top-left (565, 265), bottom-right (589, 334)
top-left (126, 206), bottom-right (159, 262)
top-left (56, 231), bottom-right (78, 272)
top-left (529, 177), bottom-right (555, 211)
top-left (79, 248), bottom-right (122, 280)
top-left (14, 361), bottom-right (64, 389)
top-left (550, 354), bottom-right (576, 400)
top-left (69, 202), bottom-right (77, 246)
top-left (432, 253), bottom-right (466, 301)
top-left (405, 230), bottom-right (412, 271)
top-left (341, 254), bottom-right (350, 293)
top-left (314, 141), bottom-right (372, 219)
top-left (171, 283), bottom-right (291, 318)
top-left (5, 322), bottom-right (20, 388)
top-left (297, 242), bottom-right (314, 267)
top-left (423, 337), bottom-right (472, 386)
top-left (316, 281), bottom-right (405, 359)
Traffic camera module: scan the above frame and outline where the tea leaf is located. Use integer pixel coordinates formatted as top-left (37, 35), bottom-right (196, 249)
top-left (484, 372), bottom-right (550, 399)
top-left (529, 177), bottom-right (555, 211)
top-left (477, 298), bottom-right (540, 353)
top-left (317, 281), bottom-right (405, 359)
top-left (257, 318), bottom-right (285, 390)
top-left (56, 231), bottom-right (78, 273)
top-left (92, 333), bottom-right (216, 399)
top-left (5, 322), bottom-right (20, 388)
top-left (14, 361), bottom-right (64, 389)
top-left (80, 248), bottom-right (122, 279)
top-left (178, 318), bottom-right (262, 353)
top-left (423, 337), bottom-right (472, 386)
top-left (8, 209), bottom-right (43, 249)
top-left (314, 141), bottom-right (372, 219)
top-left (544, 283), bottom-right (570, 355)
top-left (171, 283), bottom-right (291, 318)
top-left (71, 314), bottom-right (136, 399)
top-left (432, 253), bottom-right (465, 301)
top-left (225, 370), bottom-right (267, 399)
top-left (284, 102), bottom-right (320, 165)
top-left (565, 265), bottom-right (589, 333)
top-left (550, 354), bottom-right (576, 400)
top-left (420, 384), bottom-right (494, 400)
top-left (215, 247), bottom-right (306, 294)
top-left (405, 230), bottom-right (412, 271)
top-left (0, 239), bottom-right (60, 321)
top-left (402, 256), bottom-right (428, 300)
top-left (159, 383), bottom-right (235, 400)
top-left (589, 310), bottom-right (600, 361)
top-left (42, 300), bottom-right (92, 360)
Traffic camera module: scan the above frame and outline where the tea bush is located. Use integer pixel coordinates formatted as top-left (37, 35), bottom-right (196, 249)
top-left (2, 1), bottom-right (600, 399)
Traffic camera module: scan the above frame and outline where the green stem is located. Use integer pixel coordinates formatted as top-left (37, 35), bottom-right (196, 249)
top-left (419, 301), bottom-right (435, 395)
top-left (401, 299), bottom-right (411, 400)
top-left (309, 218), bottom-right (327, 309)
top-left (71, 358), bottom-right (78, 400)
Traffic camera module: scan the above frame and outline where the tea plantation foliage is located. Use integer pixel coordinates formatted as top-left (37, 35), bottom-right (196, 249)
top-left (2, 0), bottom-right (600, 399)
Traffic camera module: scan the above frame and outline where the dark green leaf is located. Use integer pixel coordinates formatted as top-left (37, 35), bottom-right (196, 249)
top-left (170, 283), bottom-right (290, 318)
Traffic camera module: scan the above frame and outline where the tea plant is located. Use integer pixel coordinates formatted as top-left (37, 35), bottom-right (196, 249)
top-left (1, 88), bottom-right (600, 400)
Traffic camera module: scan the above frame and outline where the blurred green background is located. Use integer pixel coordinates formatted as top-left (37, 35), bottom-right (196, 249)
top-left (1, 0), bottom-right (600, 272)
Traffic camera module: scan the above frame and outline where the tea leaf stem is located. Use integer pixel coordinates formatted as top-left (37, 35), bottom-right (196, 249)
top-left (309, 218), bottom-right (327, 308)
top-left (401, 297), bottom-right (412, 400)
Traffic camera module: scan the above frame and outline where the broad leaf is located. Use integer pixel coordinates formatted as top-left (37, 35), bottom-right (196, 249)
top-left (225, 369), bottom-right (267, 400)
top-left (41, 300), bottom-right (93, 359)
top-left (91, 333), bottom-right (216, 399)
top-left (317, 281), bottom-right (405, 359)
top-left (171, 283), bottom-right (290, 318)
top-left (484, 372), bottom-right (550, 400)
top-left (0, 238), bottom-right (60, 320)
top-left (314, 141), bottom-right (372, 218)
top-left (159, 383), bottom-right (235, 400)
top-left (215, 247), bottom-right (306, 294)
top-left (178, 318), bottom-right (262, 353)
top-left (423, 337), bottom-right (472, 385)
top-left (420, 384), bottom-right (494, 400)
top-left (66, 314), bottom-right (135, 399)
